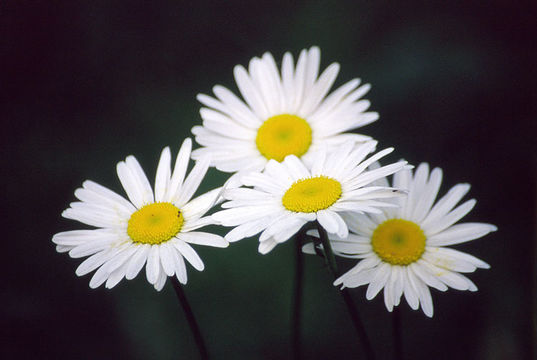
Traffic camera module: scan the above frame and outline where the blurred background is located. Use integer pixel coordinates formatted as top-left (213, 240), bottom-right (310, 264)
top-left (2, 1), bottom-right (535, 359)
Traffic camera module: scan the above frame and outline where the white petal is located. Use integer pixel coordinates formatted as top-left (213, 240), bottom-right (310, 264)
top-left (402, 267), bottom-right (419, 310)
top-left (116, 161), bottom-right (145, 208)
top-left (172, 239), bottom-right (204, 271)
top-left (424, 199), bottom-right (476, 235)
top-left (125, 156), bottom-right (154, 205)
top-left (421, 183), bottom-right (471, 227)
top-left (258, 238), bottom-right (278, 254)
top-left (154, 147), bottom-right (171, 202)
top-left (78, 180), bottom-right (136, 213)
top-left (145, 245), bottom-right (160, 284)
top-left (165, 138), bottom-right (192, 202)
top-left (175, 155), bottom-right (211, 207)
top-left (366, 263), bottom-right (391, 300)
top-left (125, 244), bottom-right (151, 280)
top-left (427, 223), bottom-right (497, 246)
top-left (159, 242), bottom-right (177, 277)
top-left (317, 210), bottom-right (341, 235)
top-left (410, 262), bottom-right (448, 291)
top-left (410, 167), bottom-right (442, 223)
top-left (181, 187), bottom-right (223, 221)
top-left (89, 265), bottom-right (110, 289)
top-left (154, 264), bottom-right (168, 291)
top-left (402, 163), bottom-right (429, 219)
top-left (178, 232), bottom-right (228, 248)
top-left (174, 252), bottom-right (188, 284)
top-left (76, 248), bottom-right (119, 276)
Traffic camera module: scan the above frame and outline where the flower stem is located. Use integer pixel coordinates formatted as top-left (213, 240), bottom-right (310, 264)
top-left (171, 277), bottom-right (209, 360)
top-left (392, 307), bottom-right (403, 360)
top-left (315, 222), bottom-right (376, 360)
top-left (292, 233), bottom-right (304, 360)
top-left (314, 222), bottom-right (338, 277)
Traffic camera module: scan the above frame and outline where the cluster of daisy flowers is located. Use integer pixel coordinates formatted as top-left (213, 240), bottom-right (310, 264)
top-left (54, 46), bottom-right (496, 320)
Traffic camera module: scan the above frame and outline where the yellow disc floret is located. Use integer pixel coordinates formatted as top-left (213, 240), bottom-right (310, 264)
top-left (371, 219), bottom-right (426, 265)
top-left (127, 202), bottom-right (184, 245)
top-left (255, 114), bottom-right (312, 162)
top-left (282, 176), bottom-right (342, 213)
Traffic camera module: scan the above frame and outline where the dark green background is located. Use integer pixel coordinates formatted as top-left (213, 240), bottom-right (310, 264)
top-left (2, 1), bottom-right (535, 359)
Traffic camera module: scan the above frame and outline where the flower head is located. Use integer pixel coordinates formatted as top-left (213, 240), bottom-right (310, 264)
top-left (53, 138), bottom-right (228, 291)
top-left (325, 163), bottom-right (496, 317)
top-left (212, 141), bottom-right (407, 254)
top-left (192, 46), bottom-right (378, 173)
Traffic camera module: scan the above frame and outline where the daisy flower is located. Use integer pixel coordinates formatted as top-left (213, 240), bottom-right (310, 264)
top-left (52, 138), bottom-right (228, 291)
top-left (325, 163), bottom-right (497, 317)
top-left (192, 46), bottom-right (378, 173)
top-left (212, 141), bottom-right (408, 254)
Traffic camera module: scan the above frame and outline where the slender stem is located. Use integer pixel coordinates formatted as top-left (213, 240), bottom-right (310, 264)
top-left (315, 222), bottom-right (375, 360)
top-left (171, 277), bottom-right (209, 360)
top-left (340, 289), bottom-right (376, 360)
top-left (392, 307), bottom-right (403, 360)
top-left (292, 234), bottom-right (304, 360)
top-left (315, 222), bottom-right (338, 277)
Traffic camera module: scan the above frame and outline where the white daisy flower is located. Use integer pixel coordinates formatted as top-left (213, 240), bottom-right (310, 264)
top-left (52, 138), bottom-right (228, 291)
top-left (192, 46), bottom-right (378, 173)
top-left (325, 163), bottom-right (497, 317)
top-left (212, 141), bottom-right (408, 254)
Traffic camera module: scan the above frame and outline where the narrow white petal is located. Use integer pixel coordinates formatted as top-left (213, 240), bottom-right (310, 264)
top-left (212, 205), bottom-right (280, 226)
top-left (175, 155), bottom-right (211, 207)
top-left (421, 183), bottom-right (471, 227)
top-left (89, 265), bottom-right (110, 289)
top-left (116, 161), bottom-right (145, 209)
top-left (410, 262), bottom-right (448, 291)
top-left (165, 138), bottom-right (192, 202)
top-left (178, 232), bottom-right (228, 248)
top-left (234, 64), bottom-right (269, 118)
top-left (258, 238), bottom-right (279, 254)
top-left (154, 264), bottom-right (168, 291)
top-left (159, 243), bottom-right (177, 277)
top-left (125, 156), bottom-right (154, 205)
top-left (105, 262), bottom-right (129, 289)
top-left (402, 267), bottom-right (419, 310)
top-left (336, 268), bottom-right (376, 288)
top-left (69, 236), bottom-right (117, 258)
top-left (402, 163), bottom-right (429, 219)
top-left (424, 199), bottom-right (476, 235)
top-left (174, 252), bottom-right (188, 284)
top-left (125, 244), bottom-right (151, 280)
top-left (317, 210), bottom-right (341, 235)
top-left (366, 263), bottom-right (391, 300)
top-left (181, 187), bottom-right (223, 222)
top-left (282, 155), bottom-right (311, 180)
top-left (79, 180), bottom-right (136, 213)
top-left (154, 147), bottom-right (171, 202)
top-left (172, 239), bottom-right (204, 271)
top-left (76, 247), bottom-right (119, 276)
top-left (427, 223), bottom-right (497, 246)
top-left (410, 167), bottom-right (443, 223)
top-left (145, 245), bottom-right (160, 284)
top-left (53, 229), bottom-right (117, 246)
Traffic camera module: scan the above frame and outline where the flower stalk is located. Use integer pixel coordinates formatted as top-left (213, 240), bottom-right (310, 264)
top-left (316, 222), bottom-right (376, 360)
top-left (171, 278), bottom-right (209, 360)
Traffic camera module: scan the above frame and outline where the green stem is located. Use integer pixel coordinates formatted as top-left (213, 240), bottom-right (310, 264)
top-left (171, 277), bottom-right (209, 360)
top-left (315, 221), bottom-right (376, 360)
top-left (315, 222), bottom-right (338, 277)
top-left (291, 232), bottom-right (305, 360)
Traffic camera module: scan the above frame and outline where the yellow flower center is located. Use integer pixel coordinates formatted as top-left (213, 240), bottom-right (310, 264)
top-left (282, 176), bottom-right (342, 213)
top-left (371, 219), bottom-right (426, 265)
top-left (127, 202), bottom-right (184, 245)
top-left (255, 114), bottom-right (312, 162)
